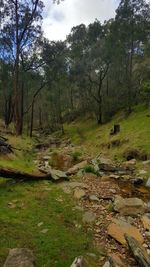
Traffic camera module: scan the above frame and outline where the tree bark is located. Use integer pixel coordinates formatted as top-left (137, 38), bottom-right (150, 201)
top-left (125, 235), bottom-right (150, 267)
top-left (0, 167), bottom-right (51, 181)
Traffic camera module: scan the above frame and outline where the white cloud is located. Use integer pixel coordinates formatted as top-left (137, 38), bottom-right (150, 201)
top-left (42, 0), bottom-right (119, 41)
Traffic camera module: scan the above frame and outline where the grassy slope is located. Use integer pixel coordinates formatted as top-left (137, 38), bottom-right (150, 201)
top-left (64, 105), bottom-right (150, 160)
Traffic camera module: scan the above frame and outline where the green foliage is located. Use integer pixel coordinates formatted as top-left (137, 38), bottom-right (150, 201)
top-left (84, 165), bottom-right (97, 175)
top-left (71, 151), bottom-right (82, 162)
top-left (141, 81), bottom-right (150, 105)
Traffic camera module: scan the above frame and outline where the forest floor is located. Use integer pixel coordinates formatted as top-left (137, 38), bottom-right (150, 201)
top-left (0, 105), bottom-right (150, 267)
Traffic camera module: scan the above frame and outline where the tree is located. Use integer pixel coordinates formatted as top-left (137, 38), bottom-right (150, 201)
top-left (0, 0), bottom-right (44, 135)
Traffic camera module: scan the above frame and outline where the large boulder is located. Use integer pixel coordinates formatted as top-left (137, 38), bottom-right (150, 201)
top-left (107, 218), bottom-right (144, 245)
top-left (113, 195), bottom-right (145, 216)
top-left (3, 248), bottom-right (35, 267)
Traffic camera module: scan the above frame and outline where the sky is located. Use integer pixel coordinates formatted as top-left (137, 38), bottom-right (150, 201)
top-left (42, 0), bottom-right (119, 41)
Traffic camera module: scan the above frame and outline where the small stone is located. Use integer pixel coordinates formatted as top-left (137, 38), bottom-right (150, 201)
top-left (70, 256), bottom-right (89, 267)
top-left (37, 222), bottom-right (43, 227)
top-left (82, 211), bottom-right (96, 223)
top-left (41, 229), bottom-right (49, 234)
top-left (89, 195), bottom-right (99, 202)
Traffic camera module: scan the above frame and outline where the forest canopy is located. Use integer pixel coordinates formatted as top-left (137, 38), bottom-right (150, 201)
top-left (0, 0), bottom-right (150, 136)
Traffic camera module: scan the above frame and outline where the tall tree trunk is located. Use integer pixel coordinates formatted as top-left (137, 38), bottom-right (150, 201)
top-left (14, 0), bottom-right (21, 135)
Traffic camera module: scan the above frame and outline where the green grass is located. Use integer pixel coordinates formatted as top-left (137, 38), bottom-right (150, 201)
top-left (64, 105), bottom-right (150, 160)
top-left (0, 179), bottom-right (100, 267)
top-left (0, 135), bottom-right (37, 172)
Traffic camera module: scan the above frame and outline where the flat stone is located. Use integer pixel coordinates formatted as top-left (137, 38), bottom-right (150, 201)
top-left (50, 169), bottom-right (68, 181)
top-left (108, 218), bottom-right (144, 245)
top-left (67, 161), bottom-right (87, 175)
top-left (113, 195), bottom-right (144, 216)
top-left (142, 216), bottom-right (150, 231)
top-left (3, 248), bottom-right (35, 267)
top-left (74, 188), bottom-right (86, 199)
top-left (82, 211), bottom-right (96, 223)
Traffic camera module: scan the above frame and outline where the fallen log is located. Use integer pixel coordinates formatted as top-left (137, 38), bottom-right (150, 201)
top-left (125, 235), bottom-right (150, 267)
top-left (0, 167), bottom-right (65, 182)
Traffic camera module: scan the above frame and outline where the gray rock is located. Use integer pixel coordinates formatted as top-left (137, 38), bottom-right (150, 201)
top-left (50, 169), bottom-right (68, 181)
top-left (89, 195), bottom-right (99, 202)
top-left (3, 248), bottom-right (35, 267)
top-left (82, 211), bottom-right (96, 223)
top-left (145, 178), bottom-right (150, 188)
top-left (113, 195), bottom-right (144, 216)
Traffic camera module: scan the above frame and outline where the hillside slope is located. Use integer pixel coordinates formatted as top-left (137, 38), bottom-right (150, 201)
top-left (64, 105), bottom-right (150, 160)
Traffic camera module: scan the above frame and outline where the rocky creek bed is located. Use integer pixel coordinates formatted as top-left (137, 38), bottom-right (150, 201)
top-left (3, 139), bottom-right (150, 267)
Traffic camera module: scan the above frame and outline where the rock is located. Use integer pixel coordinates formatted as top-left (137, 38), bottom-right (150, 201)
top-left (74, 188), bottom-right (86, 199)
top-left (122, 160), bottom-right (136, 170)
top-left (40, 229), bottom-right (49, 234)
top-left (132, 177), bottom-right (144, 186)
top-left (82, 211), bottom-right (96, 223)
top-left (67, 161), bottom-right (87, 175)
top-left (3, 248), bottom-right (35, 267)
top-left (50, 169), bottom-right (68, 181)
top-left (37, 222), bottom-right (43, 227)
top-left (145, 178), bottom-right (150, 188)
top-left (125, 235), bottom-right (150, 267)
top-left (98, 157), bottom-right (116, 172)
top-left (113, 195), bottom-right (144, 215)
top-left (43, 155), bottom-right (51, 161)
top-left (107, 218), bottom-right (144, 245)
top-left (89, 195), bottom-right (99, 202)
top-left (109, 174), bottom-right (120, 179)
top-left (142, 216), bottom-right (150, 231)
top-left (70, 256), bottom-right (90, 267)
top-left (109, 253), bottom-right (126, 267)
top-left (102, 262), bottom-right (110, 267)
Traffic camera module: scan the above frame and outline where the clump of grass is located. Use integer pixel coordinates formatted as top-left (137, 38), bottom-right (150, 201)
top-left (84, 165), bottom-right (97, 175)
top-left (71, 151), bottom-right (82, 162)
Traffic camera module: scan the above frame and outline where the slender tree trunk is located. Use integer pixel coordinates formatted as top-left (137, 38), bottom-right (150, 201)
top-left (30, 100), bottom-right (34, 138)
